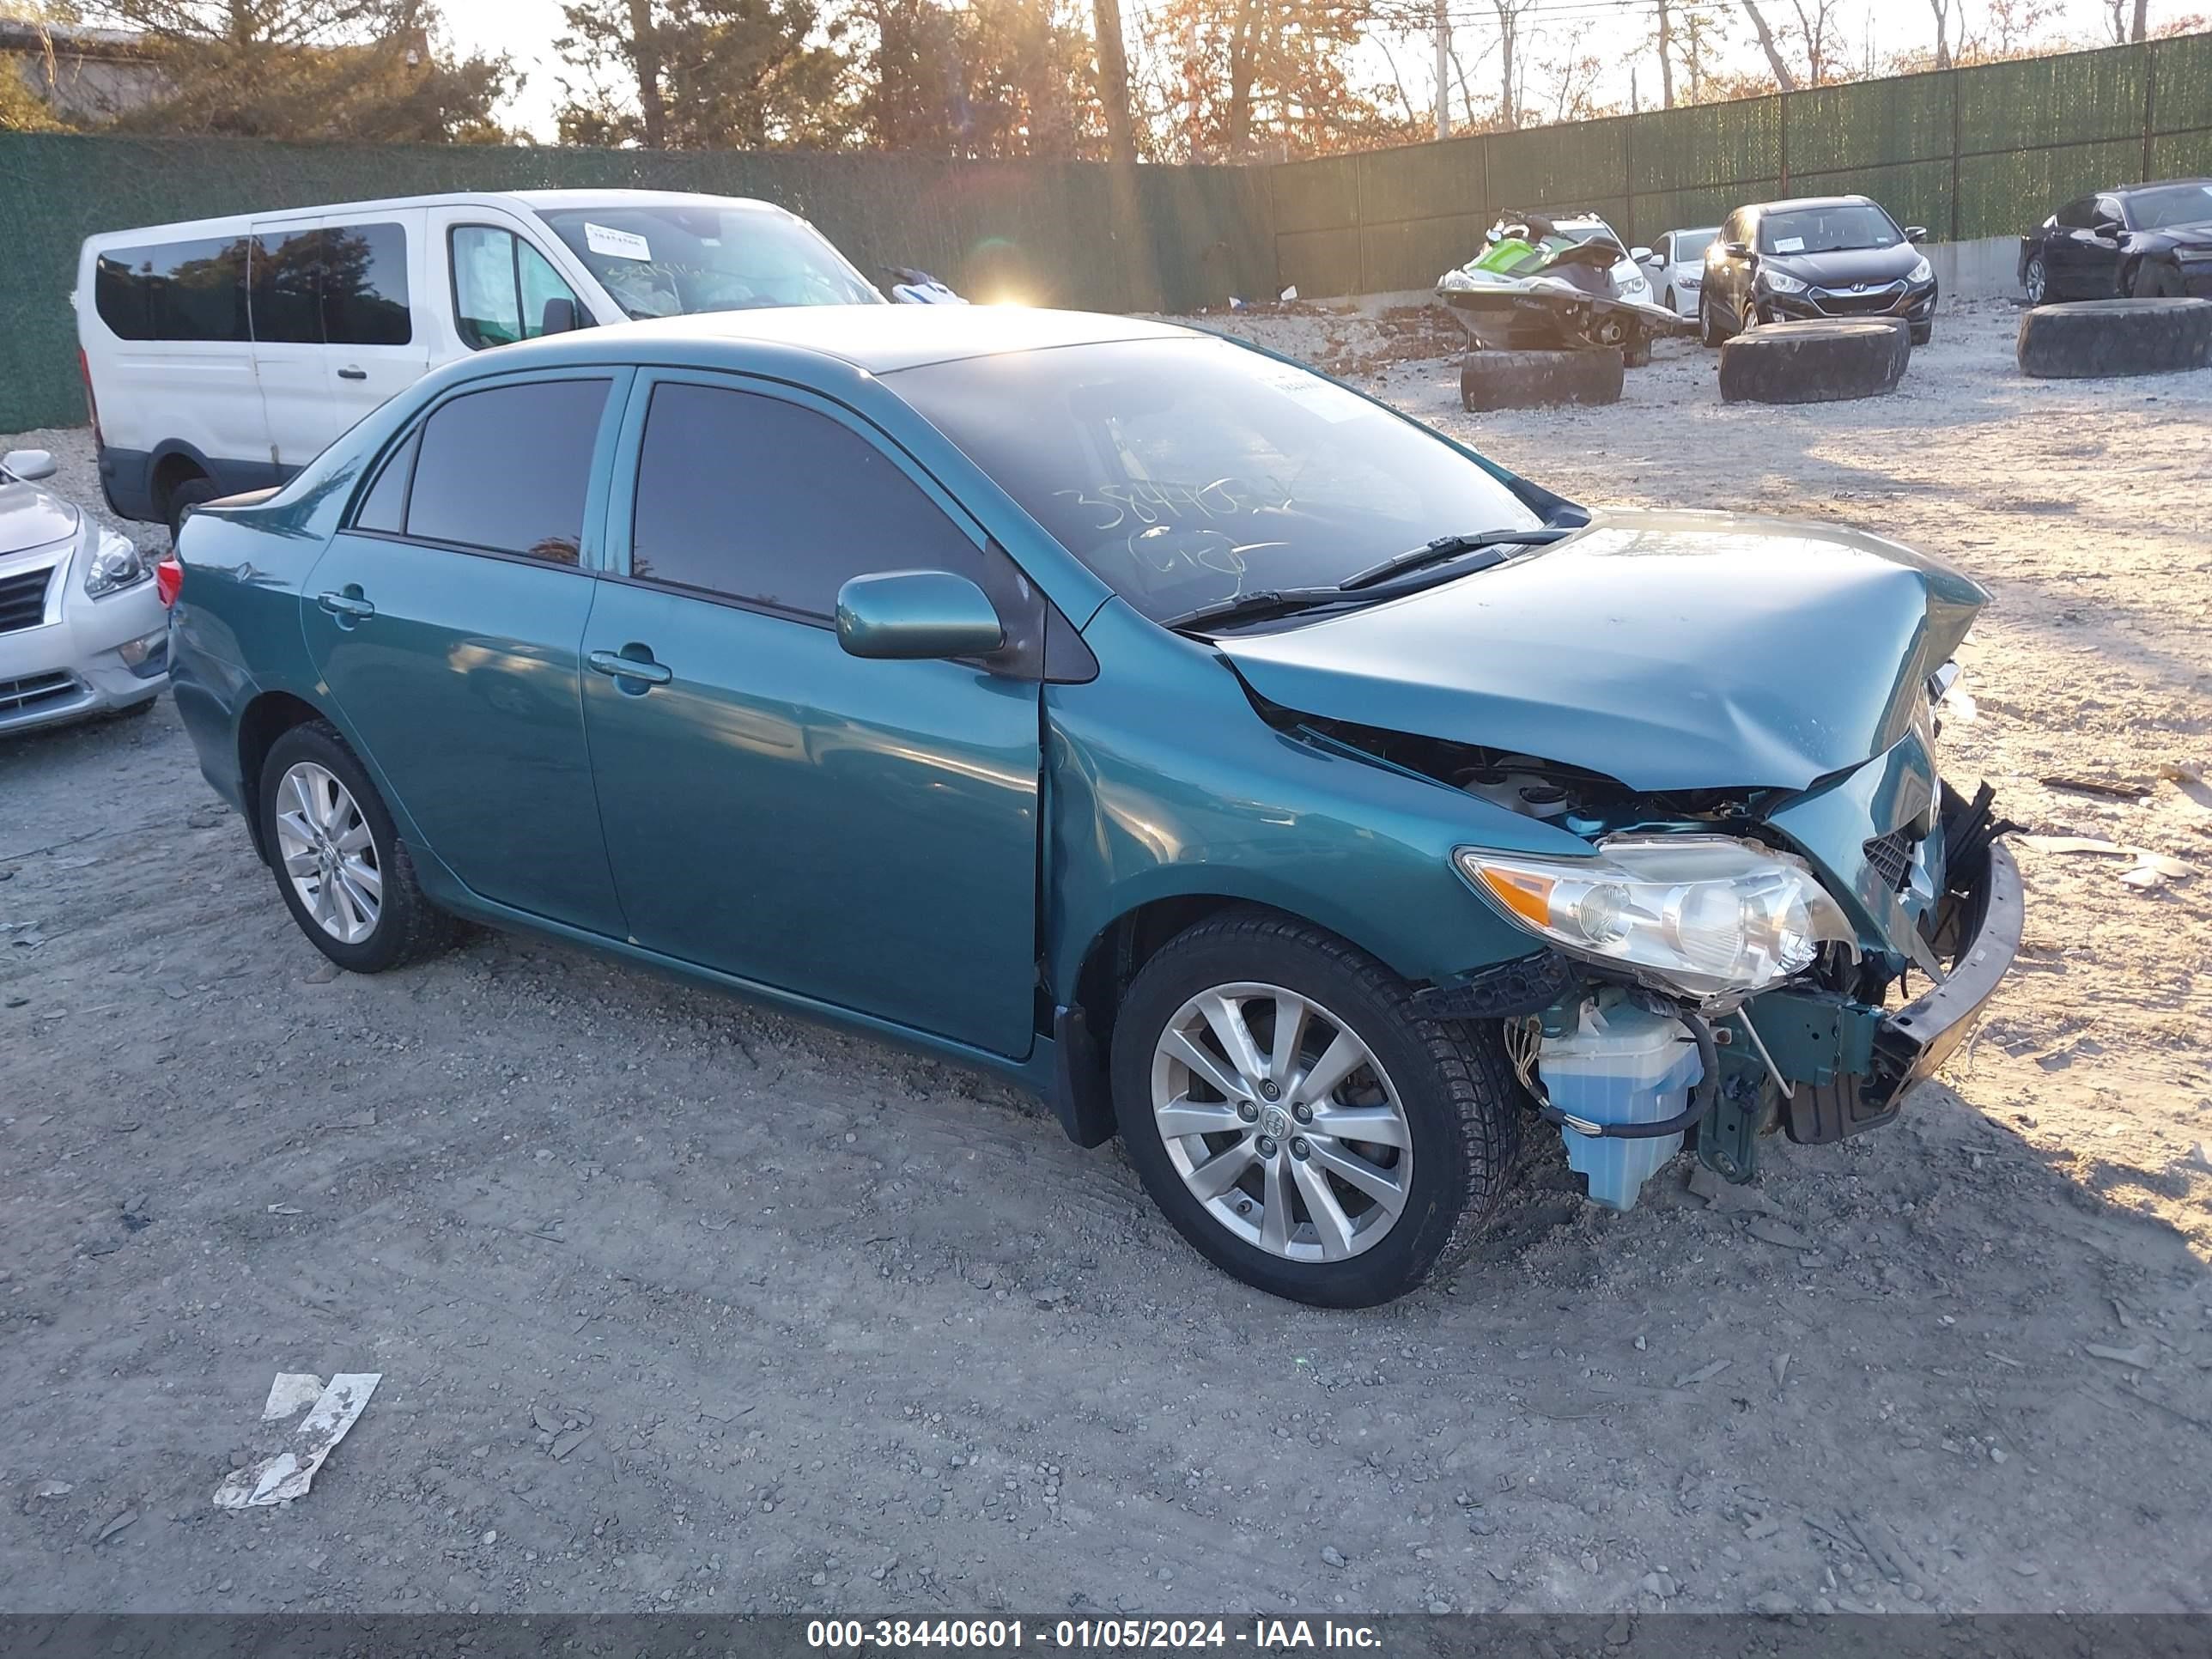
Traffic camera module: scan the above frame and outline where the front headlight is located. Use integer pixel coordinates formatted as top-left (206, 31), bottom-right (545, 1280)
top-left (82, 526), bottom-right (148, 599)
top-left (1759, 268), bottom-right (1808, 294)
top-left (1907, 256), bottom-right (1934, 284)
top-left (1455, 835), bottom-right (1855, 1000)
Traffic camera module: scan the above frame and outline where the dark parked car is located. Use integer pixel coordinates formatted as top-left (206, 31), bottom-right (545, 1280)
top-left (1701, 195), bottom-right (1936, 346)
top-left (160, 307), bottom-right (2020, 1309)
top-left (2018, 179), bottom-right (2212, 304)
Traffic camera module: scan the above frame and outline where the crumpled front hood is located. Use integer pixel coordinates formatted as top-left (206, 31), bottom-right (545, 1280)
top-left (0, 481), bottom-right (79, 557)
top-left (1217, 510), bottom-right (1986, 794)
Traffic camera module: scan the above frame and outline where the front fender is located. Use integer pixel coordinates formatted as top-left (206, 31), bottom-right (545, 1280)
top-left (1042, 599), bottom-right (1592, 1000)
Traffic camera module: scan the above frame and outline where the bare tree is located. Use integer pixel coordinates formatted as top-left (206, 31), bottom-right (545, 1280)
top-left (1927, 0), bottom-right (1956, 66)
top-left (1490, 0), bottom-right (1534, 126)
top-left (1655, 0), bottom-right (1675, 106)
top-left (1787, 0), bottom-right (1836, 82)
top-left (1739, 0), bottom-right (1796, 88)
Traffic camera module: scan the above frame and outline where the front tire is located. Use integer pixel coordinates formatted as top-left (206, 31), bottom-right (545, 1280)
top-left (1109, 907), bottom-right (1522, 1308)
top-left (258, 720), bottom-right (456, 973)
top-left (1699, 294), bottom-right (1727, 348)
top-left (2131, 259), bottom-right (2184, 299)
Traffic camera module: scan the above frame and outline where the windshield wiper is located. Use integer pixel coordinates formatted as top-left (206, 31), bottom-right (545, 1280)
top-left (1340, 526), bottom-right (1572, 592)
top-left (1164, 586), bottom-right (1350, 633)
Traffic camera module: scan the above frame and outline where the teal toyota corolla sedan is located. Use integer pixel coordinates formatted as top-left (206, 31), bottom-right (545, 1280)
top-left (163, 307), bottom-right (2021, 1307)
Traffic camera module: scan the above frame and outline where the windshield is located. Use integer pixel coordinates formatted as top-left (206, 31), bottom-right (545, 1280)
top-left (537, 204), bottom-right (882, 319)
top-left (1674, 228), bottom-right (1717, 261)
top-left (1759, 204), bottom-right (1901, 254)
top-left (892, 336), bottom-right (1542, 624)
top-left (2125, 183), bottom-right (2212, 230)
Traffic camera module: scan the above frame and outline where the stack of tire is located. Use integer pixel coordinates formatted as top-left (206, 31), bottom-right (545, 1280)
top-left (2016, 298), bottom-right (2212, 379)
top-left (1717, 318), bottom-right (1912, 404)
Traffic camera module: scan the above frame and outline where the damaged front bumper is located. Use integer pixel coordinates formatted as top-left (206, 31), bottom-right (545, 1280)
top-left (1747, 836), bottom-right (2021, 1143)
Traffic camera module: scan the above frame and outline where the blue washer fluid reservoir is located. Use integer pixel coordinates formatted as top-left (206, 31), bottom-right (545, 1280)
top-left (1537, 991), bottom-right (1704, 1211)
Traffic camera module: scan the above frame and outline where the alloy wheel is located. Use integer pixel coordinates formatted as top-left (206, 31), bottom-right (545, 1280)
top-left (2025, 256), bottom-right (2046, 306)
top-left (1148, 981), bottom-right (1412, 1262)
top-left (273, 761), bottom-right (382, 945)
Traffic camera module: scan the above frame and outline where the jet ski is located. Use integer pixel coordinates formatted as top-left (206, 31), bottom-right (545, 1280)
top-left (1437, 212), bottom-right (1696, 363)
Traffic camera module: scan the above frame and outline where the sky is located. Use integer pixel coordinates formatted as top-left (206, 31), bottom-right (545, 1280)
top-left (448, 0), bottom-right (2201, 145)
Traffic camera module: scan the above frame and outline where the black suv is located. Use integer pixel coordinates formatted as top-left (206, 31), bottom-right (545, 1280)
top-left (1701, 195), bottom-right (1937, 346)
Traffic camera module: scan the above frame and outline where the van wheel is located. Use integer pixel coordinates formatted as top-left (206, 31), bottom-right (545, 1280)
top-left (1109, 906), bottom-right (1522, 1308)
top-left (164, 474), bottom-right (220, 541)
top-left (258, 720), bottom-right (458, 973)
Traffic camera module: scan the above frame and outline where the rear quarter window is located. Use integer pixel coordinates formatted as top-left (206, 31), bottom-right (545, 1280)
top-left (94, 237), bottom-right (251, 342)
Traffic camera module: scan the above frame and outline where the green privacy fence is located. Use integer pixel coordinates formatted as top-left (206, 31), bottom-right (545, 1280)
top-left (1274, 30), bottom-right (2212, 298)
top-left (0, 134), bottom-right (1274, 431)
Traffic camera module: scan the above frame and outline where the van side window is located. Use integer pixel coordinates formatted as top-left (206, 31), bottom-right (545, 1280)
top-left (452, 226), bottom-right (584, 350)
top-left (404, 380), bottom-right (610, 563)
top-left (94, 238), bottom-right (251, 342)
top-left (247, 222), bottom-right (412, 346)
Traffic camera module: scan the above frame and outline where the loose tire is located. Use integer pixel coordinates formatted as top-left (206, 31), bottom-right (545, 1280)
top-left (258, 720), bottom-right (457, 973)
top-left (1717, 318), bottom-right (1911, 404)
top-left (2015, 297), bottom-right (2212, 380)
top-left (1623, 336), bottom-right (1652, 369)
top-left (2130, 259), bottom-right (2183, 300)
top-left (1460, 347), bottom-right (1624, 411)
top-left (2022, 253), bottom-right (2049, 307)
top-left (1109, 907), bottom-right (1523, 1308)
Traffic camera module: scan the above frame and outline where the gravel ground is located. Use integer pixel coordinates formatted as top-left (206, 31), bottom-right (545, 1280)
top-left (3, 298), bottom-right (2209, 1618)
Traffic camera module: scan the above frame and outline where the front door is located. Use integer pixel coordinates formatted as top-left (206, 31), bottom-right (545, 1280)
top-left (300, 368), bottom-right (629, 936)
top-left (579, 374), bottom-right (1042, 1058)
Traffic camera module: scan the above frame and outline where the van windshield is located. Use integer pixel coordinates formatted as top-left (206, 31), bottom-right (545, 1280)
top-left (537, 204), bottom-right (883, 318)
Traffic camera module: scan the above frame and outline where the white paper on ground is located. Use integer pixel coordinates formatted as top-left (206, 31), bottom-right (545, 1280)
top-left (214, 1372), bottom-right (380, 1509)
top-left (262, 1373), bottom-right (325, 1421)
top-left (583, 222), bottom-right (652, 262)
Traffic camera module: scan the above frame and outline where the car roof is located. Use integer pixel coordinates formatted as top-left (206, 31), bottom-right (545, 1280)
top-left (80, 189), bottom-right (793, 248)
top-left (491, 305), bottom-right (1201, 377)
top-left (2116, 177), bottom-right (2212, 193)
top-left (1746, 195), bottom-right (1876, 214)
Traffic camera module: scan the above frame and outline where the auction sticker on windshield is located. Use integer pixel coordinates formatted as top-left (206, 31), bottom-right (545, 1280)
top-left (584, 222), bottom-right (653, 261)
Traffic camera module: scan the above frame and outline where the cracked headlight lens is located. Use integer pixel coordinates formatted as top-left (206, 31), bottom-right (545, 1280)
top-left (1456, 835), bottom-right (1856, 1000)
top-left (83, 526), bottom-right (148, 599)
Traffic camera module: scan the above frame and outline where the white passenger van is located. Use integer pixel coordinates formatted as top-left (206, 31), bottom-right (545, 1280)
top-left (75, 189), bottom-right (885, 532)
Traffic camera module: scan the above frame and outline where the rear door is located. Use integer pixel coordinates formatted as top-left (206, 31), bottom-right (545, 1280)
top-left (248, 216), bottom-right (341, 467)
top-left (578, 372), bottom-right (1044, 1057)
top-left (300, 368), bottom-right (630, 936)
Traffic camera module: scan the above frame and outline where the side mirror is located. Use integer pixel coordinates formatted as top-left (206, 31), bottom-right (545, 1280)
top-left (539, 295), bottom-right (581, 335)
top-left (1630, 246), bottom-right (1654, 263)
top-left (1723, 240), bottom-right (1752, 259)
top-left (2092, 219), bottom-right (2124, 240)
top-left (1905, 225), bottom-right (1929, 244)
top-left (1, 447), bottom-right (57, 483)
top-left (836, 570), bottom-right (1004, 661)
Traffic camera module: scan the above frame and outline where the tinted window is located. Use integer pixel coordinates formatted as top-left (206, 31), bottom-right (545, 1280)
top-left (629, 383), bottom-right (978, 617)
top-left (2054, 198), bottom-right (2097, 228)
top-left (405, 380), bottom-right (610, 563)
top-left (252, 228), bottom-right (323, 343)
top-left (892, 336), bottom-right (1540, 625)
top-left (353, 428), bottom-right (417, 534)
top-left (321, 222), bottom-right (411, 345)
top-left (94, 238), bottom-right (250, 342)
top-left (452, 225), bottom-right (584, 349)
top-left (246, 222), bottom-right (411, 346)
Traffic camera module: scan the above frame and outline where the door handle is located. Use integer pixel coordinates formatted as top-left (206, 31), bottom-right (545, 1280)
top-left (587, 647), bottom-right (672, 687)
top-left (337, 367), bottom-right (368, 381)
top-left (317, 590), bottom-right (375, 621)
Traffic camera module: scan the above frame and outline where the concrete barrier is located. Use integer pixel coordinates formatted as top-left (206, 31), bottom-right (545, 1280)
top-left (1927, 236), bottom-right (2022, 301)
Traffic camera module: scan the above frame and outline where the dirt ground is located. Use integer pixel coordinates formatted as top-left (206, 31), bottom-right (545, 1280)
top-left (3, 298), bottom-right (2209, 1618)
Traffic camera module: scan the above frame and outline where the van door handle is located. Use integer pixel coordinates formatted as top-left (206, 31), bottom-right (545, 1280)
top-left (337, 367), bottom-right (368, 381)
top-left (317, 589), bottom-right (375, 621)
top-left (587, 647), bottom-right (672, 688)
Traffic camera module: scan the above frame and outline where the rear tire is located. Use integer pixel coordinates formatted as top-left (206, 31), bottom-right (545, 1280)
top-left (1109, 906), bottom-right (1523, 1308)
top-left (257, 720), bottom-right (458, 974)
top-left (163, 474), bottom-right (219, 542)
top-left (2022, 253), bottom-right (2049, 306)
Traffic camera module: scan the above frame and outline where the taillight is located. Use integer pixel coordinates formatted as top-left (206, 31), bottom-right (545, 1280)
top-left (78, 347), bottom-right (102, 446)
top-left (156, 557), bottom-right (183, 608)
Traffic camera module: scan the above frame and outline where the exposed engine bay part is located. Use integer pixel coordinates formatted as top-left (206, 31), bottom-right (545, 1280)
top-left (1719, 318), bottom-right (1912, 404)
top-left (1461, 346), bottom-right (1625, 410)
top-left (1437, 213), bottom-right (1695, 360)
